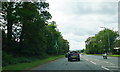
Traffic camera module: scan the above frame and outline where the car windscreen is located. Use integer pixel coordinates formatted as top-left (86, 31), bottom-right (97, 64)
top-left (71, 51), bottom-right (78, 54)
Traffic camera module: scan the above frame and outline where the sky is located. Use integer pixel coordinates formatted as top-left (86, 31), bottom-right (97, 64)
top-left (46, 0), bottom-right (119, 50)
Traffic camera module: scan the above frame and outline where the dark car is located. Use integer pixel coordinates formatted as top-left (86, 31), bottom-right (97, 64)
top-left (67, 51), bottom-right (80, 61)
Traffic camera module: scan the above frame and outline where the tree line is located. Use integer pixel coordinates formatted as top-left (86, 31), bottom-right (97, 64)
top-left (85, 28), bottom-right (119, 54)
top-left (1, 1), bottom-right (69, 66)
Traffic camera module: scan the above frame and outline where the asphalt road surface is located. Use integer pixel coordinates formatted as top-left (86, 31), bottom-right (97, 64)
top-left (31, 55), bottom-right (120, 72)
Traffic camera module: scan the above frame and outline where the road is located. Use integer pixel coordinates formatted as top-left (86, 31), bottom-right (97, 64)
top-left (31, 55), bottom-right (120, 72)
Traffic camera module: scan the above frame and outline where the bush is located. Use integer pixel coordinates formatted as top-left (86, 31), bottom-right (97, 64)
top-left (2, 52), bottom-right (39, 66)
top-left (2, 52), bottom-right (14, 66)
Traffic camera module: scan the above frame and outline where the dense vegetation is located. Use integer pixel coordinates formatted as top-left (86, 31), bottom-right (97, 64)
top-left (1, 1), bottom-right (69, 66)
top-left (85, 28), bottom-right (119, 54)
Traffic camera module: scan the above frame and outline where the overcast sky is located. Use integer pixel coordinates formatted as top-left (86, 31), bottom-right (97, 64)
top-left (46, 0), bottom-right (119, 50)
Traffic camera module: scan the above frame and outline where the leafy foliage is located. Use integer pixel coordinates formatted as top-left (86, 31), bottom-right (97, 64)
top-left (85, 29), bottom-right (119, 54)
top-left (1, 1), bottom-right (69, 66)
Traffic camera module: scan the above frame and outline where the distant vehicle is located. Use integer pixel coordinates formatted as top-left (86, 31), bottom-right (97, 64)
top-left (103, 53), bottom-right (107, 59)
top-left (67, 51), bottom-right (80, 61)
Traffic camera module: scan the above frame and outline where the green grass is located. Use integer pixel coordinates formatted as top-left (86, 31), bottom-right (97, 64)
top-left (108, 55), bottom-right (120, 57)
top-left (86, 54), bottom-right (120, 57)
top-left (85, 54), bottom-right (100, 55)
top-left (2, 55), bottom-right (64, 71)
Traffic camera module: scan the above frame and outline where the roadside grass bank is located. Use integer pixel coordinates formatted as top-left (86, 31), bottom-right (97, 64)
top-left (2, 55), bottom-right (64, 71)
top-left (108, 55), bottom-right (120, 57)
top-left (86, 54), bottom-right (120, 57)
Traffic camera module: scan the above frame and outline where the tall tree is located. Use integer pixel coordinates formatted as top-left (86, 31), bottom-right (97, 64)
top-left (85, 29), bottom-right (118, 54)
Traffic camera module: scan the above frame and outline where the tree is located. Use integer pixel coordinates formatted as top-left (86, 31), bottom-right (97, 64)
top-left (46, 21), bottom-right (69, 55)
top-left (85, 28), bottom-right (118, 54)
top-left (2, 1), bottom-right (70, 66)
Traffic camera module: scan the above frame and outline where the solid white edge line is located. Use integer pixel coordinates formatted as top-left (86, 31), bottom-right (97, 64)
top-left (90, 61), bottom-right (96, 65)
top-left (102, 66), bottom-right (110, 70)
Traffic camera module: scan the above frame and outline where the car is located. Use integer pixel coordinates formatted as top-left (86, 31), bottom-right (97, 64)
top-left (67, 51), bottom-right (80, 61)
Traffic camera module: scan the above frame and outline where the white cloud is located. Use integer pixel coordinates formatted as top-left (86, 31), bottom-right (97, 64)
top-left (63, 33), bottom-right (93, 50)
top-left (47, 0), bottom-right (118, 50)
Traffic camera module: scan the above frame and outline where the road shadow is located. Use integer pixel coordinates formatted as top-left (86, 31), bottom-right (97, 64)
top-left (68, 59), bottom-right (85, 62)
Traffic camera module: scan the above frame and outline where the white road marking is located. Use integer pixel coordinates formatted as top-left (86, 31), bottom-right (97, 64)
top-left (102, 66), bottom-right (120, 72)
top-left (100, 60), bottom-right (115, 65)
top-left (108, 63), bottom-right (115, 65)
top-left (90, 61), bottom-right (96, 65)
top-left (105, 61), bottom-right (109, 63)
top-left (83, 56), bottom-right (116, 67)
top-left (102, 66), bottom-right (110, 70)
top-left (106, 66), bottom-right (120, 68)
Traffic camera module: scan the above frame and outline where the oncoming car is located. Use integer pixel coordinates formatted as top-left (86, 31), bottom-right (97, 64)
top-left (67, 51), bottom-right (80, 61)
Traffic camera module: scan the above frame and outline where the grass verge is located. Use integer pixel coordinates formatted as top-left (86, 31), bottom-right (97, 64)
top-left (108, 55), bottom-right (120, 57)
top-left (86, 54), bottom-right (120, 57)
top-left (2, 55), bottom-right (64, 71)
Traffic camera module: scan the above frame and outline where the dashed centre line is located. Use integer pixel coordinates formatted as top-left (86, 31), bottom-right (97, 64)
top-left (102, 66), bottom-right (110, 70)
top-left (83, 57), bottom-right (116, 66)
top-left (105, 61), bottom-right (109, 63)
top-left (90, 61), bottom-right (96, 65)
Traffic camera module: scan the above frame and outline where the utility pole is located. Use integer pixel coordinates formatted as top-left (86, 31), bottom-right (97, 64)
top-left (55, 41), bottom-right (58, 55)
top-left (107, 30), bottom-right (110, 53)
